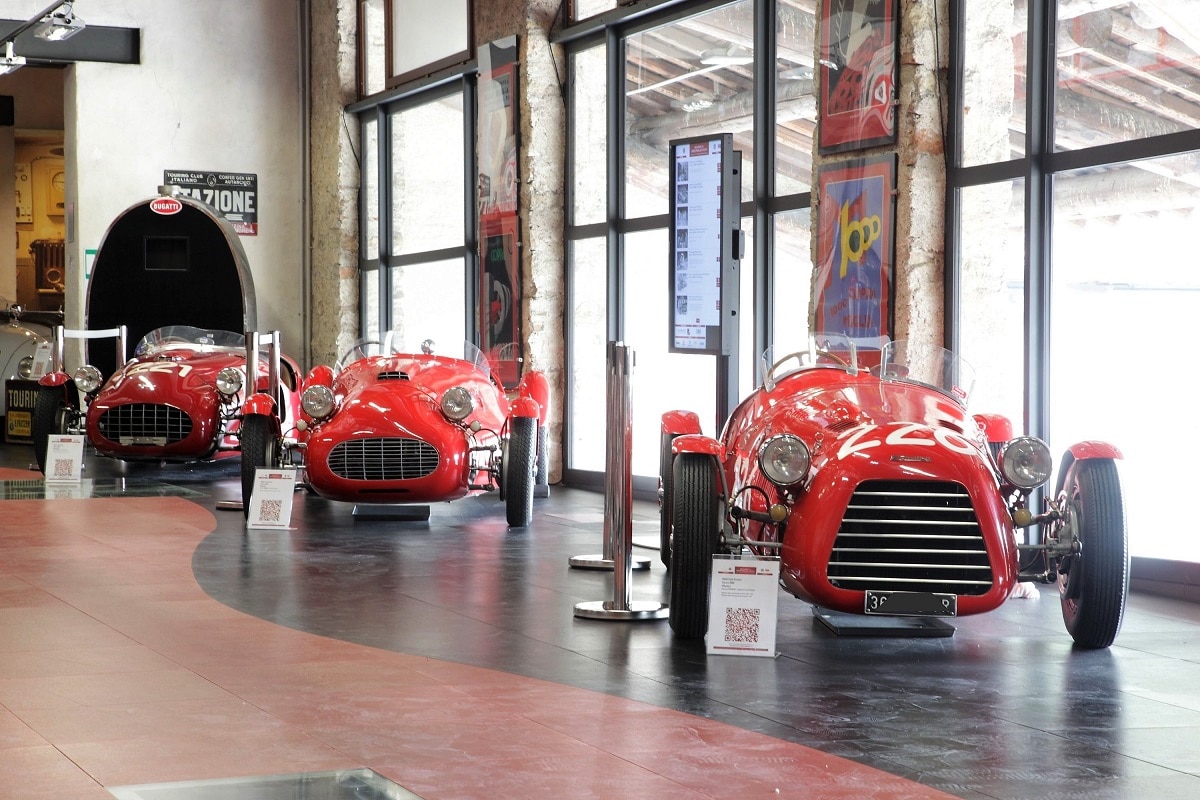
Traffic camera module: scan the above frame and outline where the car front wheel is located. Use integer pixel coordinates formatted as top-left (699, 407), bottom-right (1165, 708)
top-left (1056, 455), bottom-right (1128, 649)
top-left (504, 416), bottom-right (536, 527)
top-left (659, 432), bottom-right (678, 568)
top-left (240, 413), bottom-right (283, 519)
top-left (669, 452), bottom-right (721, 639)
top-left (31, 385), bottom-right (75, 475)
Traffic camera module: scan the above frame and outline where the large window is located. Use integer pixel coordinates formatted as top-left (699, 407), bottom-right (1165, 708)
top-left (561, 0), bottom-right (817, 485)
top-left (951, 1), bottom-right (1200, 563)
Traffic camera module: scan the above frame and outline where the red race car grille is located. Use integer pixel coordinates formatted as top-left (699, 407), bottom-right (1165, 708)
top-left (96, 404), bottom-right (194, 444)
top-left (327, 437), bottom-right (440, 481)
top-left (827, 480), bottom-right (993, 596)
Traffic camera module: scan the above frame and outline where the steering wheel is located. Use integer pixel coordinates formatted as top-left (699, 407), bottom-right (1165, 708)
top-left (338, 339), bottom-right (383, 367)
top-left (767, 349), bottom-right (849, 385)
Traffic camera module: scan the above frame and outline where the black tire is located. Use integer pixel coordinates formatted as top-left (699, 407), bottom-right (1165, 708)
top-left (32, 385), bottom-right (74, 474)
top-left (659, 432), bottom-right (678, 568)
top-left (1057, 457), bottom-right (1128, 649)
top-left (535, 423), bottom-right (548, 487)
top-left (240, 414), bottom-right (282, 519)
top-left (669, 453), bottom-right (721, 639)
top-left (505, 416), bottom-right (536, 527)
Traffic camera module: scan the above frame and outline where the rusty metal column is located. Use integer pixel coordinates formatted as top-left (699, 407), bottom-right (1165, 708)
top-left (574, 342), bottom-right (666, 621)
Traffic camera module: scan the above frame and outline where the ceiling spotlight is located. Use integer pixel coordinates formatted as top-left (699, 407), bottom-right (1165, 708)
top-left (671, 93), bottom-right (715, 113)
top-left (699, 46), bottom-right (753, 67)
top-left (0, 41), bottom-right (26, 76)
top-left (34, 2), bottom-right (86, 42)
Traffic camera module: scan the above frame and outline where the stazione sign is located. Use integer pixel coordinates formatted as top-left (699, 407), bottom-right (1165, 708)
top-left (163, 170), bottom-right (258, 235)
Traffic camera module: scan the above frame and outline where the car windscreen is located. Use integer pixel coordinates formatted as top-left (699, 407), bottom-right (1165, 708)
top-left (878, 339), bottom-right (975, 406)
top-left (135, 326), bottom-right (246, 357)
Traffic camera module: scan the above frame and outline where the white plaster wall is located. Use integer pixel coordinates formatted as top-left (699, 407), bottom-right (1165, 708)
top-left (13, 0), bottom-right (308, 359)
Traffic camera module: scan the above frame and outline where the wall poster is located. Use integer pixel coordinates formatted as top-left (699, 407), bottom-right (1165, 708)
top-left (477, 36), bottom-right (521, 388)
top-left (817, 0), bottom-right (898, 154)
top-left (814, 154), bottom-right (895, 350)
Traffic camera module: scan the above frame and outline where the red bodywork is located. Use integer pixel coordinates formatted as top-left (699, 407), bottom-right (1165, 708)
top-left (298, 349), bottom-right (542, 504)
top-left (73, 342), bottom-right (300, 462)
top-left (667, 358), bottom-right (1023, 618)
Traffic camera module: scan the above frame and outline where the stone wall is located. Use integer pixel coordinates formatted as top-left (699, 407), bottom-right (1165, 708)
top-left (309, 0), bottom-right (362, 370)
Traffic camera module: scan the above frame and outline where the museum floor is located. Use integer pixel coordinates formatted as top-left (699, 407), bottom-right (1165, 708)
top-left (0, 443), bottom-right (1198, 800)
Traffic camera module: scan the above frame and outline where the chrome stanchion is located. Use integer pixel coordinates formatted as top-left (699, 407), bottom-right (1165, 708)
top-left (574, 342), bottom-right (666, 621)
top-left (570, 340), bottom-right (650, 571)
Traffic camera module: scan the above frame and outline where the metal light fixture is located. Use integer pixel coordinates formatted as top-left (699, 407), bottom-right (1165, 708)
top-left (33, 2), bottom-right (85, 42)
top-left (0, 41), bottom-right (26, 75)
top-left (699, 45), bottom-right (753, 67)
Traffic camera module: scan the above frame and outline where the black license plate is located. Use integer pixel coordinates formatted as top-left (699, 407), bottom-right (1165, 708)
top-left (864, 590), bottom-right (957, 617)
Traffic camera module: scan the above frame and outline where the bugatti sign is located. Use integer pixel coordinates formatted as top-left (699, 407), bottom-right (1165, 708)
top-left (149, 197), bottom-right (183, 215)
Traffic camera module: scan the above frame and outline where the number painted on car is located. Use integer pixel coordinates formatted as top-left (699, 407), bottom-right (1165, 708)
top-left (837, 423), bottom-right (976, 460)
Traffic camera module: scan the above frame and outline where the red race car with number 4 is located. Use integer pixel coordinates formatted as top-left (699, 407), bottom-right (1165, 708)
top-left (32, 325), bottom-right (299, 473)
top-left (241, 336), bottom-right (549, 526)
top-left (660, 334), bottom-right (1128, 649)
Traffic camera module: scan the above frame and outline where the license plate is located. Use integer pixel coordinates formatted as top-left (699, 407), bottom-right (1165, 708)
top-left (864, 590), bottom-right (957, 617)
top-left (121, 436), bottom-right (168, 446)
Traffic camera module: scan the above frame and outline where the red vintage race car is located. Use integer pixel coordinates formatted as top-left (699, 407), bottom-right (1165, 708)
top-left (661, 334), bottom-right (1128, 649)
top-left (32, 325), bottom-right (299, 472)
top-left (240, 336), bottom-right (549, 526)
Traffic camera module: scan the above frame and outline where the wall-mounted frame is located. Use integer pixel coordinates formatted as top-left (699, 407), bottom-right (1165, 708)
top-left (385, 0), bottom-right (473, 89)
top-left (814, 154), bottom-right (896, 347)
top-left (667, 133), bottom-right (741, 356)
top-left (817, 0), bottom-right (898, 154)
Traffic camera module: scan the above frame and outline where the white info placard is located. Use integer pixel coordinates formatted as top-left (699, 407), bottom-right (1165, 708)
top-left (44, 435), bottom-right (85, 483)
top-left (706, 555), bottom-right (781, 657)
top-left (246, 467), bottom-right (297, 529)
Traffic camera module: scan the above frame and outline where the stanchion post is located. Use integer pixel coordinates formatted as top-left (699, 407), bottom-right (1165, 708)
top-left (574, 342), bottom-right (667, 621)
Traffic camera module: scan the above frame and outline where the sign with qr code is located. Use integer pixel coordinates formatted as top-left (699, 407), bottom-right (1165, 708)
top-left (44, 435), bottom-right (85, 484)
top-left (706, 555), bottom-right (781, 657)
top-left (246, 468), bottom-right (297, 529)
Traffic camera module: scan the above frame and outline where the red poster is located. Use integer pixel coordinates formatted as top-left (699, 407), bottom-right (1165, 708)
top-left (817, 0), bottom-right (897, 154)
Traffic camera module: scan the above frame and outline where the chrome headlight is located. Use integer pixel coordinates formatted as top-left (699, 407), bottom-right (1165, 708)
top-left (216, 367), bottom-right (243, 396)
top-left (440, 386), bottom-right (473, 421)
top-left (73, 365), bottom-right (103, 393)
top-left (301, 384), bottom-right (336, 420)
top-left (1001, 436), bottom-right (1053, 489)
top-left (759, 434), bottom-right (811, 486)
top-left (17, 355), bottom-right (33, 379)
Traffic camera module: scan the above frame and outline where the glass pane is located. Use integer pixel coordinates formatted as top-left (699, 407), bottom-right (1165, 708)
top-left (390, 93), bottom-right (465, 255)
top-left (572, 0), bottom-right (617, 23)
top-left (625, 0), bottom-right (756, 218)
top-left (624, 228), bottom-right (717, 477)
top-left (362, 268), bottom-right (381, 341)
top-left (390, 258), bottom-right (466, 348)
top-left (960, 1), bottom-right (1025, 166)
top-left (1055, 4), bottom-right (1200, 151)
top-left (571, 45), bottom-right (607, 226)
top-left (775, 0), bottom-right (817, 194)
top-left (737, 217), bottom-right (755, 398)
top-left (363, 118), bottom-right (379, 259)
top-left (360, 0), bottom-right (386, 97)
top-left (771, 207), bottom-right (813, 355)
top-left (957, 180), bottom-right (1025, 428)
top-left (1050, 154), bottom-right (1200, 561)
top-left (568, 238), bottom-right (608, 472)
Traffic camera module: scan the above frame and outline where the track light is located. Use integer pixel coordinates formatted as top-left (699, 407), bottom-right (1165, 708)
top-left (33, 2), bottom-right (85, 42)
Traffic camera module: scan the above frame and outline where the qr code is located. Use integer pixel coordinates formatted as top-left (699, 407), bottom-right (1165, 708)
top-left (53, 459), bottom-right (73, 478)
top-left (724, 607), bottom-right (760, 643)
top-left (259, 498), bottom-right (283, 522)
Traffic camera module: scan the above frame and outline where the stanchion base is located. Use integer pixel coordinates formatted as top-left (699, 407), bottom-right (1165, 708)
top-left (215, 500), bottom-right (244, 512)
top-left (568, 554), bottom-right (651, 571)
top-left (574, 600), bottom-right (669, 621)
top-left (534, 485), bottom-right (550, 498)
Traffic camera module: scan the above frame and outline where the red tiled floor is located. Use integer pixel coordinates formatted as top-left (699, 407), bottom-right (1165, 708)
top-left (0, 495), bottom-right (960, 799)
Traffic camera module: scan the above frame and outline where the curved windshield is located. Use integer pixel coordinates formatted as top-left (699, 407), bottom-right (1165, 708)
top-left (135, 326), bottom-right (245, 357)
top-left (879, 339), bottom-right (975, 406)
top-left (337, 332), bottom-right (490, 378)
top-left (761, 332), bottom-right (879, 390)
